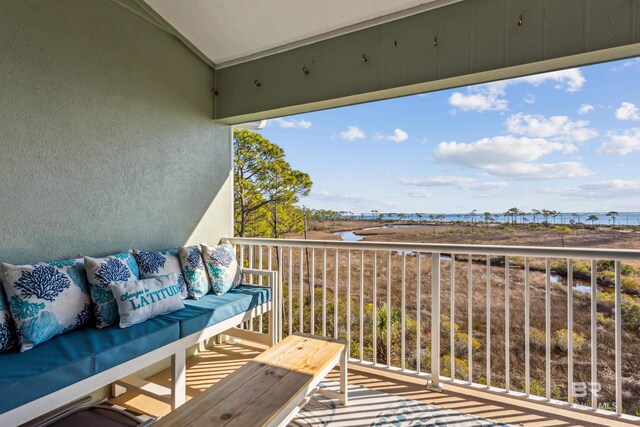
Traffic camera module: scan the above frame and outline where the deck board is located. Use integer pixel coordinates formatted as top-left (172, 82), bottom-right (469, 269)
top-left (111, 341), bottom-right (635, 427)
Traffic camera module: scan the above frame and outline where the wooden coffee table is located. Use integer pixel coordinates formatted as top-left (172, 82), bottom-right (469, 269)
top-left (154, 332), bottom-right (348, 427)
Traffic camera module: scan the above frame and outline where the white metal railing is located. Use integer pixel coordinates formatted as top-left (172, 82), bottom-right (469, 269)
top-left (228, 237), bottom-right (640, 423)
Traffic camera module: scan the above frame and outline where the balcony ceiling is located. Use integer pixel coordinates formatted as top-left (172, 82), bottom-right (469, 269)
top-left (143, 0), bottom-right (459, 67)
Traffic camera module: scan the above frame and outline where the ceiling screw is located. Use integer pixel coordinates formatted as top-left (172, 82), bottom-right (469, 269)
top-left (211, 89), bottom-right (218, 96)
top-left (302, 66), bottom-right (310, 75)
top-left (517, 15), bottom-right (523, 26)
top-left (362, 54), bottom-right (368, 63)
top-left (433, 36), bottom-right (438, 46)
top-left (253, 79), bottom-right (261, 87)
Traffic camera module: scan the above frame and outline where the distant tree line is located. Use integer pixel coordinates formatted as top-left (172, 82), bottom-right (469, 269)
top-left (303, 209), bottom-right (625, 228)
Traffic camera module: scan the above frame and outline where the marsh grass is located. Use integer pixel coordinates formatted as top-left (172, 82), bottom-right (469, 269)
top-left (245, 248), bottom-right (640, 415)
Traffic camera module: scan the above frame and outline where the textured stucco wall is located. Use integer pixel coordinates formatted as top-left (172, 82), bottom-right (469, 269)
top-left (0, 0), bottom-right (232, 265)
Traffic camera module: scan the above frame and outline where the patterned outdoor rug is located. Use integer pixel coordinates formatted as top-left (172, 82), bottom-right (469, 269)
top-left (290, 382), bottom-right (510, 427)
top-left (104, 384), bottom-right (508, 426)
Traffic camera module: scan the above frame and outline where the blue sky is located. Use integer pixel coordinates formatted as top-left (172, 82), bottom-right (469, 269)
top-left (254, 57), bottom-right (640, 214)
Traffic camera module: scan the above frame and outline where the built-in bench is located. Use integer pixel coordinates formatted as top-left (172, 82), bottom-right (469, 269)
top-left (0, 268), bottom-right (277, 426)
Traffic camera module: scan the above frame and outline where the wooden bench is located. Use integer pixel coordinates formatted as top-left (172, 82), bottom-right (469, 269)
top-left (154, 332), bottom-right (348, 427)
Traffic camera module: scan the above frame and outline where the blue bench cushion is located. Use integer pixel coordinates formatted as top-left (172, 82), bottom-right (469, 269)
top-left (0, 328), bottom-right (95, 413)
top-left (0, 317), bottom-right (180, 414)
top-left (0, 285), bottom-right (268, 414)
top-left (90, 316), bottom-right (180, 374)
top-left (159, 285), bottom-right (271, 337)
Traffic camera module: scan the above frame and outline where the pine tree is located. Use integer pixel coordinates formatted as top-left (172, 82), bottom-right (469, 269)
top-left (234, 129), bottom-right (312, 237)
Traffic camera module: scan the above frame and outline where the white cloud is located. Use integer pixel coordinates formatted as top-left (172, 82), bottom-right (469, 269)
top-left (514, 68), bottom-right (586, 92)
top-left (597, 128), bottom-right (640, 155)
top-left (580, 180), bottom-right (640, 194)
top-left (311, 190), bottom-right (367, 202)
top-left (310, 190), bottom-right (400, 208)
top-left (578, 103), bottom-right (594, 115)
top-left (615, 102), bottom-right (640, 121)
top-left (339, 126), bottom-right (365, 140)
top-left (543, 179), bottom-right (640, 199)
top-left (387, 128), bottom-right (408, 143)
top-left (399, 176), bottom-right (474, 187)
top-left (523, 94), bottom-right (536, 104)
top-left (434, 136), bottom-right (591, 180)
top-left (435, 136), bottom-right (564, 167)
top-left (449, 68), bottom-right (586, 112)
top-left (470, 181), bottom-right (509, 190)
top-left (448, 82), bottom-right (508, 112)
top-left (505, 113), bottom-right (597, 143)
top-left (483, 161), bottom-right (592, 180)
top-left (270, 117), bottom-right (312, 129)
top-left (398, 176), bottom-right (507, 190)
top-left (374, 128), bottom-right (409, 143)
top-left (609, 58), bottom-right (640, 72)
top-left (404, 189), bottom-right (432, 198)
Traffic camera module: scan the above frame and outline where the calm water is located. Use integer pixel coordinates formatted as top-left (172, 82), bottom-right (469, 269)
top-left (334, 230), bottom-right (364, 242)
top-left (334, 229), bottom-right (603, 294)
top-left (334, 226), bottom-right (460, 261)
top-left (351, 212), bottom-right (640, 226)
top-left (334, 224), bottom-right (416, 242)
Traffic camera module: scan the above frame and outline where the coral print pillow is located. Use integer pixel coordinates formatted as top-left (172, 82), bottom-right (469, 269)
top-left (1, 259), bottom-right (92, 351)
top-left (132, 249), bottom-right (188, 299)
top-left (178, 246), bottom-right (210, 299)
top-left (0, 290), bottom-right (16, 352)
top-left (110, 273), bottom-right (185, 328)
top-left (85, 253), bottom-right (139, 329)
top-left (201, 243), bottom-right (241, 296)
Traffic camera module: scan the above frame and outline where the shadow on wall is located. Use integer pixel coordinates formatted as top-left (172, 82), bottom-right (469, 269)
top-left (0, 0), bottom-right (231, 264)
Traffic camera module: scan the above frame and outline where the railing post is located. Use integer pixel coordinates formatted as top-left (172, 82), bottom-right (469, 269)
top-left (428, 252), bottom-right (442, 391)
top-left (269, 271), bottom-right (279, 346)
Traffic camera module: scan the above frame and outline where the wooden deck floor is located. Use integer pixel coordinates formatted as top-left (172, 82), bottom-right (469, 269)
top-left (110, 342), bottom-right (634, 427)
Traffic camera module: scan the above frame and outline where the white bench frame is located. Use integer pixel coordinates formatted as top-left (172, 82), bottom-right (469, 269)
top-left (0, 269), bottom-right (278, 426)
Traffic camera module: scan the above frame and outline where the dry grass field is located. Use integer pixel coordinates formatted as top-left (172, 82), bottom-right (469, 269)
top-left (242, 220), bottom-right (640, 415)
